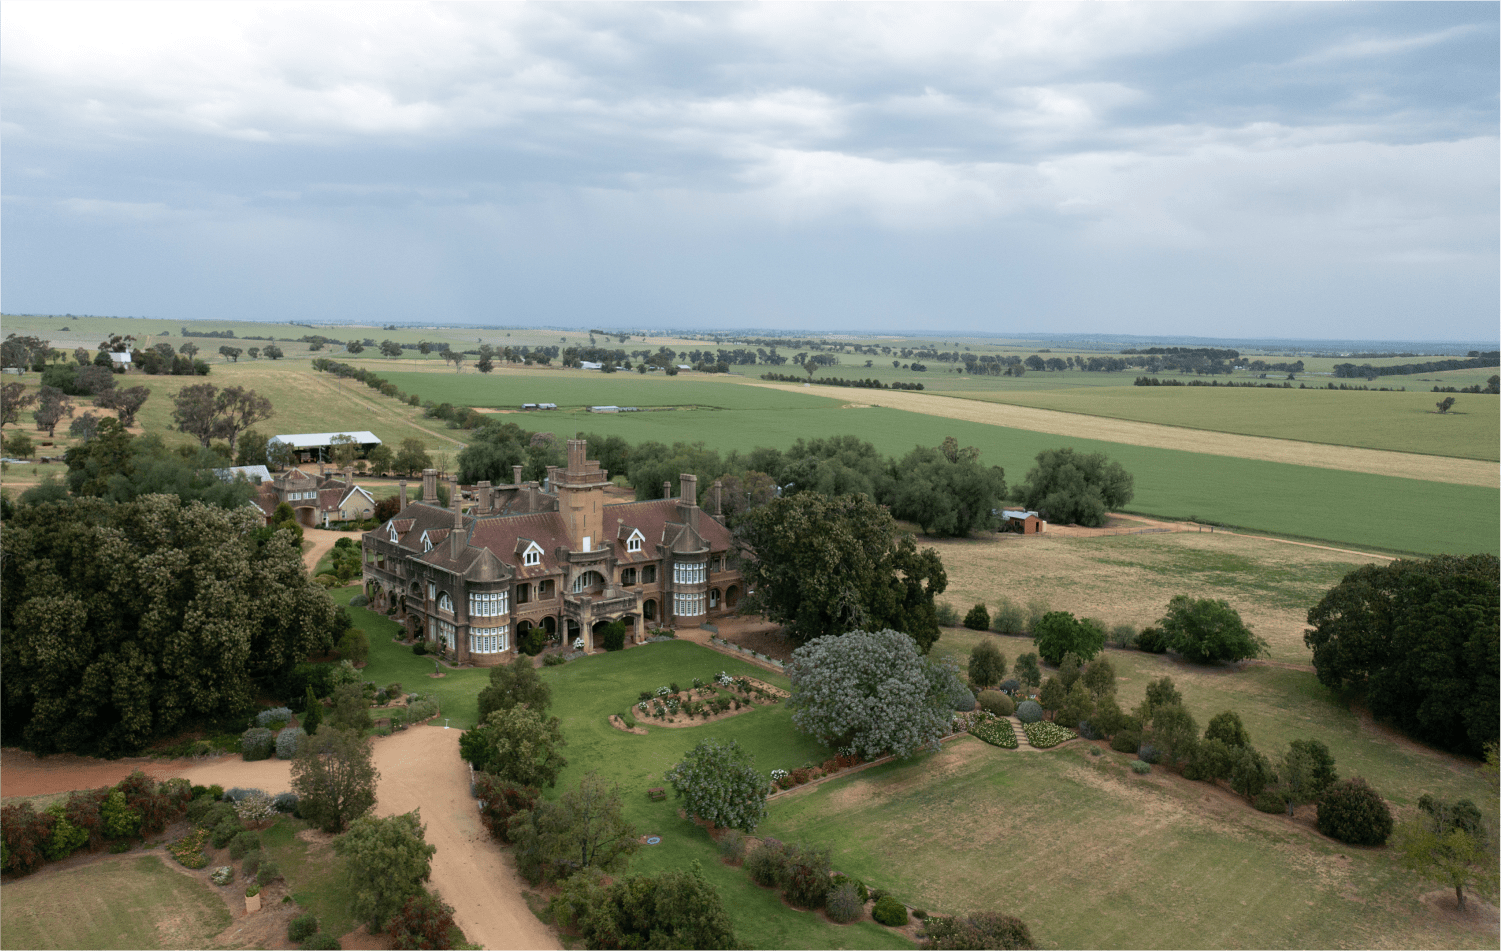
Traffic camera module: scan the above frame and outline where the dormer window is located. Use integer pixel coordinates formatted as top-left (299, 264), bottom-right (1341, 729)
top-left (389, 524), bottom-right (399, 543)
top-left (421, 531), bottom-right (433, 552)
top-left (522, 542), bottom-right (542, 567)
top-left (626, 530), bottom-right (643, 553)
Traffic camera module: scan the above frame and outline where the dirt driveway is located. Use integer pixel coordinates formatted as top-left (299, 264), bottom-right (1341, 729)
top-left (2, 728), bottom-right (559, 951)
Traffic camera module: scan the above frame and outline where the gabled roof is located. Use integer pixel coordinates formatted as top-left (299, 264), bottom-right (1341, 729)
top-left (468, 511), bottom-right (571, 578)
top-left (604, 499), bottom-right (733, 559)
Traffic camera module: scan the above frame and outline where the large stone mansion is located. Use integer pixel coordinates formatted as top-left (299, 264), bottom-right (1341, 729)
top-left (360, 439), bottom-right (744, 665)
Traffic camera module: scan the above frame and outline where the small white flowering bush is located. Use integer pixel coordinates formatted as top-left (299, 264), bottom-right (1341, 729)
top-left (234, 791), bottom-right (277, 822)
top-left (655, 686), bottom-right (672, 697)
top-left (210, 866), bottom-right (234, 886)
top-left (970, 718), bottom-right (1019, 749)
top-left (715, 671), bottom-right (735, 687)
top-left (1023, 721), bottom-right (1076, 749)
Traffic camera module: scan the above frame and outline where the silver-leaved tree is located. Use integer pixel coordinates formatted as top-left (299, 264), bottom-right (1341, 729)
top-left (666, 738), bottom-right (768, 833)
top-left (787, 628), bottom-right (959, 761)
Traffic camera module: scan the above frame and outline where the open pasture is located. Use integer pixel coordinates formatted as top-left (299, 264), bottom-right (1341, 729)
top-left (758, 737), bottom-right (1495, 950)
top-left (0, 854), bottom-right (232, 950)
top-left (921, 527), bottom-right (1385, 666)
top-left (934, 386), bottom-right (1499, 461)
top-left (567, 401), bottom-right (1499, 556)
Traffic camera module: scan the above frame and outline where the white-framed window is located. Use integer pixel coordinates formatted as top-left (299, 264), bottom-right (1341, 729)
top-left (438, 592), bottom-right (453, 613)
top-left (437, 620), bottom-right (455, 649)
top-left (428, 582), bottom-right (436, 600)
top-left (469, 626), bottom-right (510, 654)
top-left (673, 561), bottom-right (706, 585)
top-left (572, 570), bottom-right (605, 593)
top-left (522, 542), bottom-right (542, 567)
top-left (389, 525), bottom-right (399, 543)
top-left (470, 591), bottom-right (508, 617)
top-left (626, 531), bottom-right (643, 553)
top-left (422, 531), bottom-right (433, 552)
top-left (673, 592), bottom-right (705, 617)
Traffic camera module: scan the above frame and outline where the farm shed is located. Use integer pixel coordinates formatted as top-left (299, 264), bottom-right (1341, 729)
top-left (1001, 509), bottom-right (1046, 534)
top-left (268, 430), bottom-right (382, 464)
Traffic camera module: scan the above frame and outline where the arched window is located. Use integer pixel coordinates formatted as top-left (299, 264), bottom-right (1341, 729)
top-left (438, 592), bottom-right (453, 613)
top-left (572, 570), bottom-right (606, 594)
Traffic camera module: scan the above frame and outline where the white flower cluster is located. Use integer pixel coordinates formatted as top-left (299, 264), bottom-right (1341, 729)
top-left (715, 671), bottom-right (735, 687)
top-left (770, 768), bottom-right (789, 782)
top-left (655, 685), bottom-right (672, 697)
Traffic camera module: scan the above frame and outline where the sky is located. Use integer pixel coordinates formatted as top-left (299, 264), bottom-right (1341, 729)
top-left (2, 2), bottom-right (1497, 341)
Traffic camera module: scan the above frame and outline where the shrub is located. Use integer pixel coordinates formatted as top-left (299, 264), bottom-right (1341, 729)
top-left (1135, 627), bottom-right (1168, 653)
top-left (745, 839), bottom-right (788, 888)
top-left (1111, 730), bottom-right (1141, 754)
top-left (101, 789), bottom-right (142, 839)
top-left (349, 594), bottom-right (369, 607)
top-left (288, 914), bottom-right (321, 943)
top-left (337, 629), bottom-right (370, 666)
top-left (1015, 701), bottom-right (1043, 724)
top-left (301, 934), bottom-right (342, 950)
top-left (225, 787), bottom-right (266, 804)
top-left (1316, 778), bottom-right (1393, 846)
top-left (1130, 760), bottom-right (1152, 775)
top-left (242, 850), bottom-right (263, 879)
top-left (246, 882), bottom-right (261, 897)
top-left (228, 831), bottom-right (262, 860)
top-left (977, 691), bottom-right (1014, 717)
top-left (276, 727), bottom-right (307, 760)
top-left (473, 775), bottom-right (538, 844)
top-left (963, 604), bottom-right (990, 631)
top-left (255, 707), bottom-right (294, 729)
top-left (990, 597), bottom-right (1027, 635)
top-left (1136, 742), bottom-right (1161, 765)
top-left (873, 895), bottom-right (909, 927)
top-left (412, 641), bottom-right (427, 656)
top-left (257, 859), bottom-right (282, 885)
top-left (1077, 719), bottom-right (1101, 741)
top-left (781, 843), bottom-right (832, 909)
top-left (272, 792), bottom-right (300, 815)
top-left (1254, 790), bottom-right (1287, 813)
top-left (717, 832), bottom-right (747, 864)
top-left (211, 814), bottom-right (244, 848)
top-left (406, 699), bottom-right (439, 722)
top-left (826, 882), bottom-right (866, 923)
top-left (831, 874), bottom-right (870, 903)
top-left (998, 679), bottom-right (1021, 696)
top-left (921, 911), bottom-right (1037, 950)
top-left (967, 641), bottom-right (1007, 690)
top-left (388, 892), bottom-right (458, 950)
top-left (209, 784), bottom-right (226, 800)
top-left (542, 653), bottom-right (567, 667)
top-left (43, 811), bottom-right (88, 861)
top-left (234, 792), bottom-right (277, 823)
top-left (599, 620), bottom-right (627, 652)
top-left (1110, 623), bottom-right (1137, 649)
top-left (935, 602), bottom-right (960, 627)
top-left (241, 728), bottom-right (275, 761)
top-left (211, 865), bottom-right (234, 885)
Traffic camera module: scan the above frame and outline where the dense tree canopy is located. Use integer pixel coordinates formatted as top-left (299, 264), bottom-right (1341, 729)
top-left (787, 629), bottom-right (957, 760)
top-left (886, 439), bottom-right (1007, 537)
top-left (1, 495), bottom-right (345, 756)
top-left (334, 811), bottom-right (436, 930)
top-left (1014, 448), bottom-right (1134, 527)
top-left (459, 706), bottom-right (568, 789)
top-left (1031, 611), bottom-right (1106, 666)
top-left (736, 492), bottom-right (946, 649)
top-left (57, 421), bottom-right (256, 508)
top-left (1159, 595), bottom-right (1268, 663)
top-left (1304, 554), bottom-right (1498, 756)
top-left (456, 421), bottom-right (563, 485)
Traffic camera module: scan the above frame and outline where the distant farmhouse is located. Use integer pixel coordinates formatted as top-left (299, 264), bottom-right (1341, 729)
top-left (249, 465), bottom-right (376, 528)
top-left (268, 431), bottom-right (382, 464)
top-left (1001, 509), bottom-right (1046, 534)
top-left (361, 439), bottom-right (743, 664)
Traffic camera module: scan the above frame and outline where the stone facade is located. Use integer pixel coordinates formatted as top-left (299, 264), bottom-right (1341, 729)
top-left (359, 439), bottom-right (743, 666)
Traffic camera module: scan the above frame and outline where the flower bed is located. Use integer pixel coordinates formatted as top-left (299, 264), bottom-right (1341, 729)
top-left (630, 672), bottom-right (786, 725)
top-left (170, 828), bottom-right (211, 869)
top-left (969, 717), bottom-right (1018, 749)
top-left (1023, 721), bottom-right (1076, 749)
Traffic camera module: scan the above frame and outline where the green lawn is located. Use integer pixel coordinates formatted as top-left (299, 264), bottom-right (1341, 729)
top-left (934, 386), bottom-right (1499, 461)
top-left (0, 854), bottom-right (231, 950)
top-left (373, 367), bottom-right (822, 412)
top-left (532, 640), bottom-right (909, 949)
top-left (759, 741), bottom-right (1494, 950)
top-left (262, 817), bottom-right (361, 939)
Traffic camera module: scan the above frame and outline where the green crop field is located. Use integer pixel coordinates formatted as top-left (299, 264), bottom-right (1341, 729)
top-left (758, 740), bottom-right (1494, 950)
top-left (369, 367), bottom-right (821, 411)
top-left (559, 402), bottom-right (1499, 557)
top-left (0, 855), bottom-right (232, 950)
top-left (931, 386), bottom-right (1500, 461)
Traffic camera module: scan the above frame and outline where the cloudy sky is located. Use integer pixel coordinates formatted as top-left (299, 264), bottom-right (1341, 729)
top-left (3, 2), bottom-right (1496, 340)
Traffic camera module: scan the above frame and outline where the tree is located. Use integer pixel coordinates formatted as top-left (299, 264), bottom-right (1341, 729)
top-left (366, 443), bottom-right (395, 477)
top-left (394, 438), bottom-right (433, 477)
top-left (459, 706), bottom-right (567, 789)
top-left (475, 656), bottom-right (552, 724)
top-left (1436, 396), bottom-right (1456, 414)
top-left (736, 493), bottom-right (947, 650)
top-left (73, 347), bottom-right (90, 366)
top-left (235, 429), bottom-right (270, 467)
top-left (4, 431), bottom-right (35, 459)
top-left (387, 892), bottom-right (456, 951)
top-left (1159, 595), bottom-right (1267, 663)
top-left (329, 434), bottom-right (359, 469)
top-left (787, 629), bottom-right (955, 760)
top-left (380, 340), bottom-right (403, 358)
top-left (1014, 447), bottom-right (1133, 527)
top-left (262, 344), bottom-right (284, 360)
top-left (1143, 703), bottom-right (1199, 766)
top-left (1057, 652), bottom-right (1082, 689)
top-left (218, 346), bottom-right (243, 362)
top-left (33, 386), bottom-right (74, 437)
top-left (247, 347), bottom-right (260, 360)
top-left (1316, 778), bottom-right (1393, 846)
top-left (346, 340), bottom-right (365, 355)
top-left (508, 774), bottom-right (639, 885)
top-left (333, 810), bottom-right (435, 930)
top-left (1013, 652), bottom-right (1041, 688)
top-left (1080, 657), bottom-right (1116, 699)
top-left (665, 738), bottom-right (769, 833)
top-left (1278, 740), bottom-right (1337, 816)
top-left (74, 365), bottom-right (116, 395)
top-left (963, 604), bottom-right (990, 631)
top-left (1305, 555), bottom-right (1498, 756)
top-left (1228, 745), bottom-right (1275, 800)
top-left (443, 350), bottom-right (467, 372)
top-left (69, 411), bottom-right (103, 443)
top-left (95, 386), bottom-right (150, 428)
top-left (549, 863), bottom-right (739, 950)
top-left (326, 683), bottom-right (374, 733)
top-left (967, 641), bottom-right (1006, 689)
top-left (1204, 710), bottom-right (1251, 749)
top-left (1032, 612), bottom-right (1105, 666)
top-left (172, 383), bottom-right (222, 447)
top-left (885, 442), bottom-right (1007, 537)
top-left (214, 386), bottom-right (274, 452)
top-left (1393, 795), bottom-right (1490, 910)
top-left (1, 382), bottom-right (38, 427)
top-left (292, 728), bottom-right (379, 833)
top-left (178, 342), bottom-right (199, 359)
top-left (1038, 677), bottom-right (1067, 715)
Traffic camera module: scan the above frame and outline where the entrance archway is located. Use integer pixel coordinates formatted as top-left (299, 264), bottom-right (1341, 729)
top-left (643, 599), bottom-right (657, 621)
top-left (295, 506), bottom-right (318, 528)
top-left (725, 585), bottom-right (740, 609)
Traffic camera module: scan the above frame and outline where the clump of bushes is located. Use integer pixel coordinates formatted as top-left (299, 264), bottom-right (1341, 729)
top-left (920, 911), bottom-right (1036, 949)
top-left (977, 691), bottom-right (1014, 717)
top-left (241, 728), bottom-right (275, 761)
top-left (255, 707), bottom-right (293, 729)
top-left (276, 727), bottom-right (307, 760)
top-left (1135, 627), bottom-right (1168, 653)
top-left (228, 831), bottom-right (262, 860)
top-left (873, 895), bottom-right (910, 927)
top-left (1014, 700), bottom-right (1043, 724)
top-left (1129, 760), bottom-right (1152, 775)
top-left (745, 838), bottom-right (788, 888)
top-left (825, 882), bottom-right (866, 923)
top-left (969, 717), bottom-right (1018, 750)
top-left (1022, 721), bottom-right (1075, 749)
top-left (288, 914), bottom-right (321, 943)
top-left (1316, 778), bottom-right (1393, 845)
top-left (780, 843), bottom-right (832, 909)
